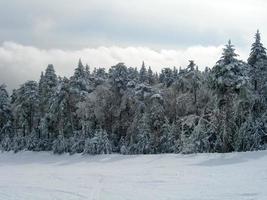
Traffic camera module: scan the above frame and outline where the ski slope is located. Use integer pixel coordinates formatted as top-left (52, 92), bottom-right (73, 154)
top-left (0, 151), bottom-right (267, 200)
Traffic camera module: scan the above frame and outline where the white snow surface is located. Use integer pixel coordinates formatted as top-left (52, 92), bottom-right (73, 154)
top-left (0, 151), bottom-right (267, 200)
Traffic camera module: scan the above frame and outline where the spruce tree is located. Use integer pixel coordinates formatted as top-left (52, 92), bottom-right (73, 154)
top-left (0, 84), bottom-right (13, 149)
top-left (0, 84), bottom-right (12, 134)
top-left (13, 81), bottom-right (39, 137)
top-left (248, 30), bottom-right (267, 92)
top-left (139, 61), bottom-right (147, 83)
top-left (109, 63), bottom-right (129, 94)
top-left (133, 113), bottom-right (151, 154)
top-left (159, 119), bottom-right (175, 153)
top-left (147, 66), bottom-right (154, 84)
top-left (211, 40), bottom-right (249, 152)
top-left (83, 128), bottom-right (112, 154)
top-left (248, 30), bottom-right (267, 66)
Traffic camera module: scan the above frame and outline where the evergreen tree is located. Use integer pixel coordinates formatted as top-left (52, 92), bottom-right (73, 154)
top-left (159, 68), bottom-right (174, 87)
top-left (235, 115), bottom-right (265, 151)
top-left (248, 30), bottom-right (267, 66)
top-left (119, 137), bottom-right (128, 154)
top-left (139, 61), bottom-right (148, 83)
top-left (0, 85), bottom-right (12, 137)
top-left (83, 128), bottom-right (112, 154)
top-left (187, 60), bottom-right (196, 71)
top-left (52, 134), bottom-right (66, 154)
top-left (147, 66), bottom-right (154, 84)
top-left (149, 94), bottom-right (165, 151)
top-left (127, 67), bottom-right (139, 82)
top-left (130, 113), bottom-right (151, 154)
top-left (109, 63), bottom-right (129, 94)
top-left (211, 40), bottom-right (249, 152)
top-left (212, 40), bottom-right (248, 93)
top-left (0, 84), bottom-right (13, 150)
top-left (12, 81), bottom-right (39, 137)
top-left (39, 64), bottom-right (58, 116)
top-left (248, 31), bottom-right (267, 92)
top-left (159, 119), bottom-right (175, 153)
top-left (49, 78), bottom-right (73, 140)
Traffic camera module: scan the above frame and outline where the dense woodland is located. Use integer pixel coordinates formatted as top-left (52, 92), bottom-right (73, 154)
top-left (1, 31), bottom-right (267, 154)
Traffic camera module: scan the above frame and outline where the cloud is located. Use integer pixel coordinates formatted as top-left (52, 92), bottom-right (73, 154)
top-left (0, 41), bottom-right (248, 91)
top-left (0, 0), bottom-right (267, 49)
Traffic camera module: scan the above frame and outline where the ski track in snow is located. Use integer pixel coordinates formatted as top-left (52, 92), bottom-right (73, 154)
top-left (0, 151), bottom-right (267, 200)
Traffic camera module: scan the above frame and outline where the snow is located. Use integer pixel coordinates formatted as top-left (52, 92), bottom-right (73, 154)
top-left (0, 151), bottom-right (267, 200)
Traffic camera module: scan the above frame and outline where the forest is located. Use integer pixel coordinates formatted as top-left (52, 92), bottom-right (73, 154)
top-left (0, 31), bottom-right (267, 154)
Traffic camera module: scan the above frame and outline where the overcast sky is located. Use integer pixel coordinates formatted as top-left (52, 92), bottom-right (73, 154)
top-left (0, 0), bottom-right (267, 90)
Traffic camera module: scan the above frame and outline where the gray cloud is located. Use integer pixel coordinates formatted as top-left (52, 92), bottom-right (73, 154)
top-left (0, 0), bottom-right (266, 49)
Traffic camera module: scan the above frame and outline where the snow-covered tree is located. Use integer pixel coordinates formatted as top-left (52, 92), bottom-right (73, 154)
top-left (109, 63), bottom-right (129, 94)
top-left (130, 113), bottom-right (151, 154)
top-left (212, 40), bottom-right (248, 94)
top-left (248, 31), bottom-right (267, 92)
top-left (38, 64), bottom-right (58, 117)
top-left (0, 84), bottom-right (13, 139)
top-left (211, 40), bottom-right (249, 152)
top-left (12, 81), bottom-right (39, 137)
top-left (248, 30), bottom-right (267, 66)
top-left (159, 119), bottom-right (176, 153)
top-left (160, 68), bottom-right (174, 87)
top-left (149, 94), bottom-right (165, 150)
top-left (2, 32), bottom-right (267, 155)
top-left (83, 128), bottom-right (112, 154)
top-left (48, 78), bottom-right (74, 142)
top-left (147, 66), bottom-right (155, 84)
top-left (139, 61), bottom-right (148, 83)
top-left (119, 137), bottom-right (128, 154)
top-left (53, 134), bottom-right (66, 154)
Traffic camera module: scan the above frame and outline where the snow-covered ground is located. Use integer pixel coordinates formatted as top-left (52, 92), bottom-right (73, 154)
top-left (0, 151), bottom-right (267, 200)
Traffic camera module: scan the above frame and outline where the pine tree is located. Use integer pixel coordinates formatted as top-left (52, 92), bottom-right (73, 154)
top-left (183, 61), bottom-right (202, 114)
top-left (119, 137), bottom-right (128, 154)
top-left (211, 40), bottom-right (249, 152)
top-left (109, 63), bottom-right (129, 94)
top-left (68, 60), bottom-right (93, 139)
top-left (12, 134), bottom-right (26, 153)
top-left (159, 119), bottom-right (175, 153)
top-left (0, 84), bottom-right (13, 150)
top-left (139, 61), bottom-right (147, 83)
top-left (49, 78), bottom-right (73, 140)
top-left (212, 40), bottom-right (249, 93)
top-left (83, 128), bottom-right (112, 154)
top-left (147, 66), bottom-right (154, 84)
top-left (52, 134), bottom-right (66, 154)
top-left (248, 30), bottom-right (267, 66)
top-left (219, 40), bottom-right (239, 65)
top-left (131, 113), bottom-right (151, 154)
top-left (13, 81), bottom-right (39, 137)
top-left (159, 68), bottom-right (174, 87)
top-left (83, 137), bottom-right (97, 154)
top-left (75, 59), bottom-right (85, 78)
top-left (70, 59), bottom-right (90, 92)
top-left (0, 85), bottom-right (12, 137)
top-left (248, 31), bottom-right (267, 92)
top-left (127, 67), bottom-right (139, 82)
top-left (187, 60), bottom-right (196, 71)
top-left (235, 115), bottom-right (264, 151)
top-left (39, 64), bottom-right (58, 116)
top-left (38, 65), bottom-right (58, 145)
top-left (149, 94), bottom-right (165, 151)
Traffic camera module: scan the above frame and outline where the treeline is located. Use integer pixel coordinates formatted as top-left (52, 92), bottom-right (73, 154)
top-left (1, 31), bottom-right (267, 154)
